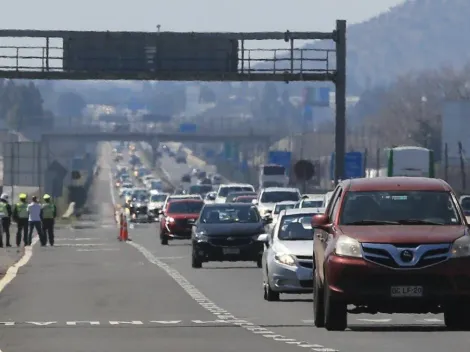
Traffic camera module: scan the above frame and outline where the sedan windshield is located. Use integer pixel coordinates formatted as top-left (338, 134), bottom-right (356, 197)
top-left (302, 200), bottom-right (324, 208)
top-left (340, 191), bottom-right (461, 225)
top-left (278, 215), bottom-right (314, 240)
top-left (219, 187), bottom-right (254, 197)
top-left (200, 206), bottom-right (260, 223)
top-left (168, 201), bottom-right (203, 214)
top-left (261, 191), bottom-right (300, 203)
top-left (150, 194), bottom-right (167, 202)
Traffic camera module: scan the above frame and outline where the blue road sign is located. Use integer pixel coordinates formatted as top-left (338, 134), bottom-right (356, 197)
top-left (179, 123), bottom-right (197, 133)
top-left (317, 87), bottom-right (330, 107)
top-left (330, 152), bottom-right (364, 180)
top-left (268, 151), bottom-right (292, 173)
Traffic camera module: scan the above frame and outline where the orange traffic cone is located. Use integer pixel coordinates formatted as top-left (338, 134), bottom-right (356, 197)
top-left (121, 217), bottom-right (130, 241)
top-left (118, 213), bottom-right (124, 240)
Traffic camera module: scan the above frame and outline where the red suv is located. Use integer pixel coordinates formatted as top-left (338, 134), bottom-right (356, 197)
top-left (312, 177), bottom-right (470, 331)
top-left (160, 199), bottom-right (204, 245)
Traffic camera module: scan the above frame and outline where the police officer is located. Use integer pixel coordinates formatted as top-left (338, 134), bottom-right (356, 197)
top-left (0, 194), bottom-right (12, 247)
top-left (41, 194), bottom-right (57, 246)
top-left (13, 193), bottom-right (29, 247)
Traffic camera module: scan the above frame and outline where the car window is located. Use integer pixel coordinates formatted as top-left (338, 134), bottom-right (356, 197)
top-left (150, 194), bottom-right (167, 202)
top-left (200, 206), bottom-right (260, 223)
top-left (278, 214), bottom-right (315, 240)
top-left (219, 187), bottom-right (254, 197)
top-left (260, 191), bottom-right (300, 203)
top-left (302, 200), bottom-right (324, 208)
top-left (339, 190), bottom-right (462, 225)
top-left (168, 201), bottom-right (203, 214)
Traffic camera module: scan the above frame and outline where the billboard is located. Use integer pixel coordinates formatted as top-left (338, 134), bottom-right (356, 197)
top-left (268, 151), bottom-right (292, 173)
top-left (63, 32), bottom-right (238, 74)
top-left (441, 101), bottom-right (470, 164)
top-left (3, 142), bottom-right (47, 187)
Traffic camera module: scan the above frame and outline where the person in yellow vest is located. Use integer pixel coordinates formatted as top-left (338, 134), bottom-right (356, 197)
top-left (41, 194), bottom-right (57, 246)
top-left (0, 194), bottom-right (11, 248)
top-left (13, 194), bottom-right (29, 247)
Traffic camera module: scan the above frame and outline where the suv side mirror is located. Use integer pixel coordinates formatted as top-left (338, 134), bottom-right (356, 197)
top-left (311, 214), bottom-right (330, 229)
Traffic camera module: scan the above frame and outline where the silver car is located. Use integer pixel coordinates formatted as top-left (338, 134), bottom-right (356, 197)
top-left (259, 208), bottom-right (325, 301)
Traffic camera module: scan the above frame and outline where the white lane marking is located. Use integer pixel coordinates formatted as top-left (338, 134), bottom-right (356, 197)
top-left (0, 237), bottom-right (39, 293)
top-left (76, 248), bottom-right (120, 252)
top-left (355, 318), bottom-right (391, 323)
top-left (0, 320), bottom-right (243, 326)
top-left (128, 241), bottom-right (336, 352)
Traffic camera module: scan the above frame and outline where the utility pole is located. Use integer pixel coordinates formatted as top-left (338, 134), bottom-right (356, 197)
top-left (334, 20), bottom-right (347, 184)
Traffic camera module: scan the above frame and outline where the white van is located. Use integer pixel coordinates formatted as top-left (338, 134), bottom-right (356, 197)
top-left (215, 183), bottom-right (255, 203)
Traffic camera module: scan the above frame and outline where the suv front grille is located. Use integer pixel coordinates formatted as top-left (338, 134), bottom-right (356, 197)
top-left (361, 243), bottom-right (451, 269)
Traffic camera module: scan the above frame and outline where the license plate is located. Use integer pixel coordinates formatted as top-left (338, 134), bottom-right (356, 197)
top-left (390, 286), bottom-right (423, 297)
top-left (223, 248), bottom-right (240, 255)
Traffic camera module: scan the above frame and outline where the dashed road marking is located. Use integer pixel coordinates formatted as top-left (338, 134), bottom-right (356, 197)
top-left (128, 241), bottom-right (338, 352)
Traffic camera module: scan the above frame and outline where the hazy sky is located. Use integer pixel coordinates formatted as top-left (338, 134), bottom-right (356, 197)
top-left (2, 0), bottom-right (405, 32)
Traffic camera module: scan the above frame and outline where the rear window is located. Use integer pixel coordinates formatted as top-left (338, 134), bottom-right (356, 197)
top-left (261, 191), bottom-right (300, 203)
top-left (168, 201), bottom-right (203, 214)
top-left (263, 165), bottom-right (285, 176)
top-left (219, 186), bottom-right (254, 197)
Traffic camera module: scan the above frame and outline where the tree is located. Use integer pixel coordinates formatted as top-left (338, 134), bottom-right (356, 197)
top-left (57, 92), bottom-right (86, 118)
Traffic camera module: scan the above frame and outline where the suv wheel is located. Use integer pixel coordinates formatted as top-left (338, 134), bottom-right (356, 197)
top-left (264, 283), bottom-right (280, 301)
top-left (324, 279), bottom-right (347, 331)
top-left (313, 272), bottom-right (325, 327)
top-left (191, 253), bottom-right (202, 268)
top-left (444, 305), bottom-right (470, 330)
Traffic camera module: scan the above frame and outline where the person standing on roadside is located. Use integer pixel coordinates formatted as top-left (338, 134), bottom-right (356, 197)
top-left (0, 194), bottom-right (12, 247)
top-left (41, 194), bottom-right (56, 246)
top-left (27, 196), bottom-right (43, 246)
top-left (13, 193), bottom-right (29, 248)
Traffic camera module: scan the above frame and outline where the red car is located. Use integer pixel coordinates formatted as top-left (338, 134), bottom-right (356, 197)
top-left (312, 177), bottom-right (470, 331)
top-left (160, 199), bottom-right (204, 245)
top-left (233, 195), bottom-right (257, 203)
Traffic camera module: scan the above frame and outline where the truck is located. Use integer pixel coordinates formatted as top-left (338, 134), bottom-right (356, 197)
top-left (258, 164), bottom-right (289, 188)
top-left (378, 146), bottom-right (435, 177)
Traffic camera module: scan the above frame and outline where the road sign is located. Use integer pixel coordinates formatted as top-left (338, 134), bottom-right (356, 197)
top-left (294, 160), bottom-right (315, 180)
top-left (268, 151), bottom-right (292, 173)
top-left (330, 152), bottom-right (364, 180)
top-left (179, 123), bottom-right (197, 133)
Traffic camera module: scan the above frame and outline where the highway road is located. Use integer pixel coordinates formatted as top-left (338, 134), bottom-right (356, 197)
top-left (0, 143), bottom-right (466, 352)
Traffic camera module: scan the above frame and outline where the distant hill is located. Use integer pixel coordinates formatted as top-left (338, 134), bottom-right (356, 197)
top-left (256, 0), bottom-right (470, 95)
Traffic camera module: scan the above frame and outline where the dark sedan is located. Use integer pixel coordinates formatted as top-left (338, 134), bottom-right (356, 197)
top-left (191, 203), bottom-right (269, 268)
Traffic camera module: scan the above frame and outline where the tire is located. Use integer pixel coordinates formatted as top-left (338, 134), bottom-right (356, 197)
top-left (313, 272), bottom-right (325, 327)
top-left (444, 305), bottom-right (470, 330)
top-left (191, 253), bottom-right (202, 268)
top-left (263, 283), bottom-right (280, 301)
top-left (323, 279), bottom-right (347, 331)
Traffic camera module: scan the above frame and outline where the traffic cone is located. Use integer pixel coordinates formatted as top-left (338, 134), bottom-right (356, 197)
top-left (122, 217), bottom-right (130, 241)
top-left (118, 213), bottom-right (124, 241)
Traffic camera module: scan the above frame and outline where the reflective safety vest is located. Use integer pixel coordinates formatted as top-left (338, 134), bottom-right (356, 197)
top-left (16, 203), bottom-right (28, 218)
top-left (42, 203), bottom-right (55, 219)
top-left (0, 202), bottom-right (6, 217)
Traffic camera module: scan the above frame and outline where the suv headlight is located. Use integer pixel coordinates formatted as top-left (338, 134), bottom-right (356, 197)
top-left (334, 235), bottom-right (363, 258)
top-left (451, 235), bottom-right (470, 258)
top-left (274, 253), bottom-right (296, 266)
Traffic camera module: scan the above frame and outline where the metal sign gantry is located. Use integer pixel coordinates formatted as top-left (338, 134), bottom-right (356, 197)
top-left (0, 20), bottom-right (347, 181)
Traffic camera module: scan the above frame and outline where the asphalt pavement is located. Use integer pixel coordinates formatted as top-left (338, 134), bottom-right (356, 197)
top-left (124, 145), bottom-right (468, 352)
top-left (0, 144), bottom-right (467, 352)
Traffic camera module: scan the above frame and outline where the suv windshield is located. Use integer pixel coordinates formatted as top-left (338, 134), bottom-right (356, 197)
top-left (261, 191), bottom-right (300, 203)
top-left (340, 191), bottom-right (461, 225)
top-left (219, 186), bottom-right (254, 197)
top-left (150, 194), bottom-right (167, 202)
top-left (200, 205), bottom-right (260, 223)
top-left (168, 201), bottom-right (203, 214)
top-left (278, 214), bottom-right (314, 240)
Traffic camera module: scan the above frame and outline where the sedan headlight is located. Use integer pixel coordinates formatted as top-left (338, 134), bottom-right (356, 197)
top-left (451, 235), bottom-right (470, 258)
top-left (334, 235), bottom-right (362, 258)
top-left (274, 253), bottom-right (296, 266)
top-left (194, 231), bottom-right (208, 241)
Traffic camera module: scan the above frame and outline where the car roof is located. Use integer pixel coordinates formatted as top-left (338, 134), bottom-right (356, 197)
top-left (262, 187), bottom-right (300, 192)
top-left (343, 177), bottom-right (451, 192)
top-left (169, 194), bottom-right (201, 198)
top-left (235, 195), bottom-right (256, 198)
top-left (167, 199), bottom-right (204, 204)
top-left (204, 203), bottom-right (254, 208)
top-left (275, 201), bottom-right (297, 205)
top-left (221, 183), bottom-right (254, 187)
top-left (282, 208), bottom-right (326, 216)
